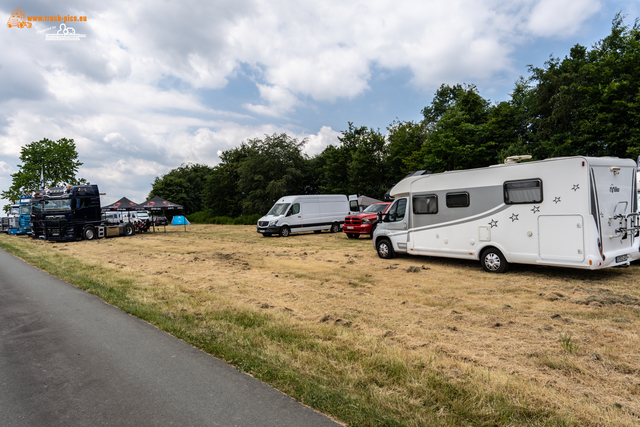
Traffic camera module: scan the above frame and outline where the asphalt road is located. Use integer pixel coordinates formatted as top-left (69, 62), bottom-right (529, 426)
top-left (0, 247), bottom-right (341, 427)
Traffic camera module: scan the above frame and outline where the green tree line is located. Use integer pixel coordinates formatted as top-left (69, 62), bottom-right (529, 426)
top-left (149, 15), bottom-right (640, 220)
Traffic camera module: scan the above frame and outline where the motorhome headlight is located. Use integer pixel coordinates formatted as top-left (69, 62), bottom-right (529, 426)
top-left (362, 218), bottom-right (371, 224)
top-left (269, 219), bottom-right (279, 226)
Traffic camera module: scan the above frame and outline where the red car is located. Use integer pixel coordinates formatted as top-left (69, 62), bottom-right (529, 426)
top-left (343, 202), bottom-right (391, 239)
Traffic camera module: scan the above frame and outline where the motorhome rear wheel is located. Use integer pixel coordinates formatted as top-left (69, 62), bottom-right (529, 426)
top-left (480, 248), bottom-right (508, 273)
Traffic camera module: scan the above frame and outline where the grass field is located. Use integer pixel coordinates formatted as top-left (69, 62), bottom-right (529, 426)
top-left (1, 225), bottom-right (639, 426)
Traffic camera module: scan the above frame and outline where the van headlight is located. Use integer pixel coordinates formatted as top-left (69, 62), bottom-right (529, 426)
top-left (269, 219), bottom-right (278, 226)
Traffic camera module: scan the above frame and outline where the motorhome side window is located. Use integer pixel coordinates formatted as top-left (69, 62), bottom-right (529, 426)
top-left (291, 203), bottom-right (300, 215)
top-left (504, 179), bottom-right (543, 204)
top-left (388, 198), bottom-right (407, 221)
top-left (413, 195), bottom-right (437, 214)
top-left (446, 192), bottom-right (469, 208)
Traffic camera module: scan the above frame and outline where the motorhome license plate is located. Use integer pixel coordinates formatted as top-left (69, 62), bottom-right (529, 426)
top-left (616, 255), bottom-right (628, 263)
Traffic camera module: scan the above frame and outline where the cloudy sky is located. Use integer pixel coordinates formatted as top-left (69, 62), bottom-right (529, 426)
top-left (1, 0), bottom-right (638, 207)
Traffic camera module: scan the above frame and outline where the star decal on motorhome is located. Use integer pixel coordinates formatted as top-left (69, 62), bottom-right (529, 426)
top-left (489, 219), bottom-right (498, 228)
top-left (572, 184), bottom-right (580, 191)
top-left (553, 197), bottom-right (561, 204)
top-left (531, 206), bottom-right (540, 214)
top-left (510, 213), bottom-right (519, 222)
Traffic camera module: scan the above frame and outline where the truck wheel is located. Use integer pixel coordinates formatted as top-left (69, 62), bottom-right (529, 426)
top-left (330, 223), bottom-right (340, 233)
top-left (279, 226), bottom-right (290, 237)
top-left (346, 233), bottom-right (359, 239)
top-left (480, 248), bottom-right (508, 273)
top-left (124, 223), bottom-right (135, 236)
top-left (83, 225), bottom-right (96, 241)
top-left (376, 238), bottom-right (394, 259)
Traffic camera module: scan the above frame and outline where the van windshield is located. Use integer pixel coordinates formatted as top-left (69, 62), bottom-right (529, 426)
top-left (267, 203), bottom-right (290, 216)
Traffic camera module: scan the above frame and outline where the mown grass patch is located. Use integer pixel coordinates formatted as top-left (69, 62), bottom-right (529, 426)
top-left (0, 234), bottom-right (583, 426)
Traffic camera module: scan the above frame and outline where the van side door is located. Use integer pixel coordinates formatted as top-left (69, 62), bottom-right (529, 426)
top-left (288, 202), bottom-right (302, 231)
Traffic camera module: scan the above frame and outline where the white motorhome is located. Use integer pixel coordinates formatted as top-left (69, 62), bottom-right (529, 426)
top-left (257, 194), bottom-right (358, 237)
top-left (373, 156), bottom-right (640, 272)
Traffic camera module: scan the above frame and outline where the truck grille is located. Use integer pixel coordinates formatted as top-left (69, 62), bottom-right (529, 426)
top-left (258, 221), bottom-right (269, 227)
top-left (344, 217), bottom-right (362, 225)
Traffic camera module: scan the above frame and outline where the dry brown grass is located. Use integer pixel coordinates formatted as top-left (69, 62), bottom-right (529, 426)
top-left (4, 224), bottom-right (640, 425)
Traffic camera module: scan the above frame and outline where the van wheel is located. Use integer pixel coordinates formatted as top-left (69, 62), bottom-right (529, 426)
top-left (376, 238), bottom-right (394, 259)
top-left (346, 233), bottom-right (359, 239)
top-left (83, 225), bottom-right (96, 241)
top-left (480, 248), bottom-right (508, 273)
top-left (330, 223), bottom-right (340, 233)
top-left (124, 223), bottom-right (135, 236)
top-left (279, 226), bottom-right (290, 237)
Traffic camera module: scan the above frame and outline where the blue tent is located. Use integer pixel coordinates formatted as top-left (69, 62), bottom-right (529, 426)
top-left (171, 215), bottom-right (190, 225)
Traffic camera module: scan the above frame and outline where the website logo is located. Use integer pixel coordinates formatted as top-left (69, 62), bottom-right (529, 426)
top-left (6, 8), bottom-right (31, 28)
top-left (45, 23), bottom-right (86, 41)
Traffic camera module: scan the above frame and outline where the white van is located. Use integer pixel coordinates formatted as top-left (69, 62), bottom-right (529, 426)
top-left (257, 195), bottom-right (358, 237)
top-left (373, 156), bottom-right (640, 272)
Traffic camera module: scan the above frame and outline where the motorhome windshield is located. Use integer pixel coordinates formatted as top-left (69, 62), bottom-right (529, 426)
top-left (267, 203), bottom-right (290, 216)
top-left (19, 204), bottom-right (31, 215)
top-left (42, 199), bottom-right (72, 211)
top-left (363, 204), bottom-right (388, 213)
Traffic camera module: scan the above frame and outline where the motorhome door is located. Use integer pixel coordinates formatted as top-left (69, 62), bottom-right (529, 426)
top-left (383, 197), bottom-right (410, 251)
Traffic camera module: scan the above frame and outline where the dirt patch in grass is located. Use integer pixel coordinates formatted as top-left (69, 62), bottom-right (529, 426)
top-left (3, 225), bottom-right (640, 426)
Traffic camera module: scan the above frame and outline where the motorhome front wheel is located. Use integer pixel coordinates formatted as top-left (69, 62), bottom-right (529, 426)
top-left (376, 238), bottom-right (394, 259)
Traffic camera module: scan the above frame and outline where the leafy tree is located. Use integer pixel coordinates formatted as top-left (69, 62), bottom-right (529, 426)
top-left (148, 163), bottom-right (212, 215)
top-left (415, 84), bottom-right (503, 172)
top-left (316, 123), bottom-right (391, 199)
top-left (2, 137), bottom-right (85, 210)
top-left (236, 133), bottom-right (309, 215)
top-left (526, 14), bottom-right (640, 159)
top-left (202, 145), bottom-right (252, 217)
top-left (386, 120), bottom-right (427, 180)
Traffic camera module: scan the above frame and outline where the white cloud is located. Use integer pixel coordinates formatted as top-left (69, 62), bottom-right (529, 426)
top-left (302, 126), bottom-right (341, 157)
top-left (0, 0), bottom-right (617, 209)
top-left (243, 84), bottom-right (300, 117)
top-left (526, 0), bottom-right (602, 37)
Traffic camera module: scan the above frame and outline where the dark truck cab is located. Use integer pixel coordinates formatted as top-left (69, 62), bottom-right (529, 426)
top-left (31, 185), bottom-right (102, 241)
